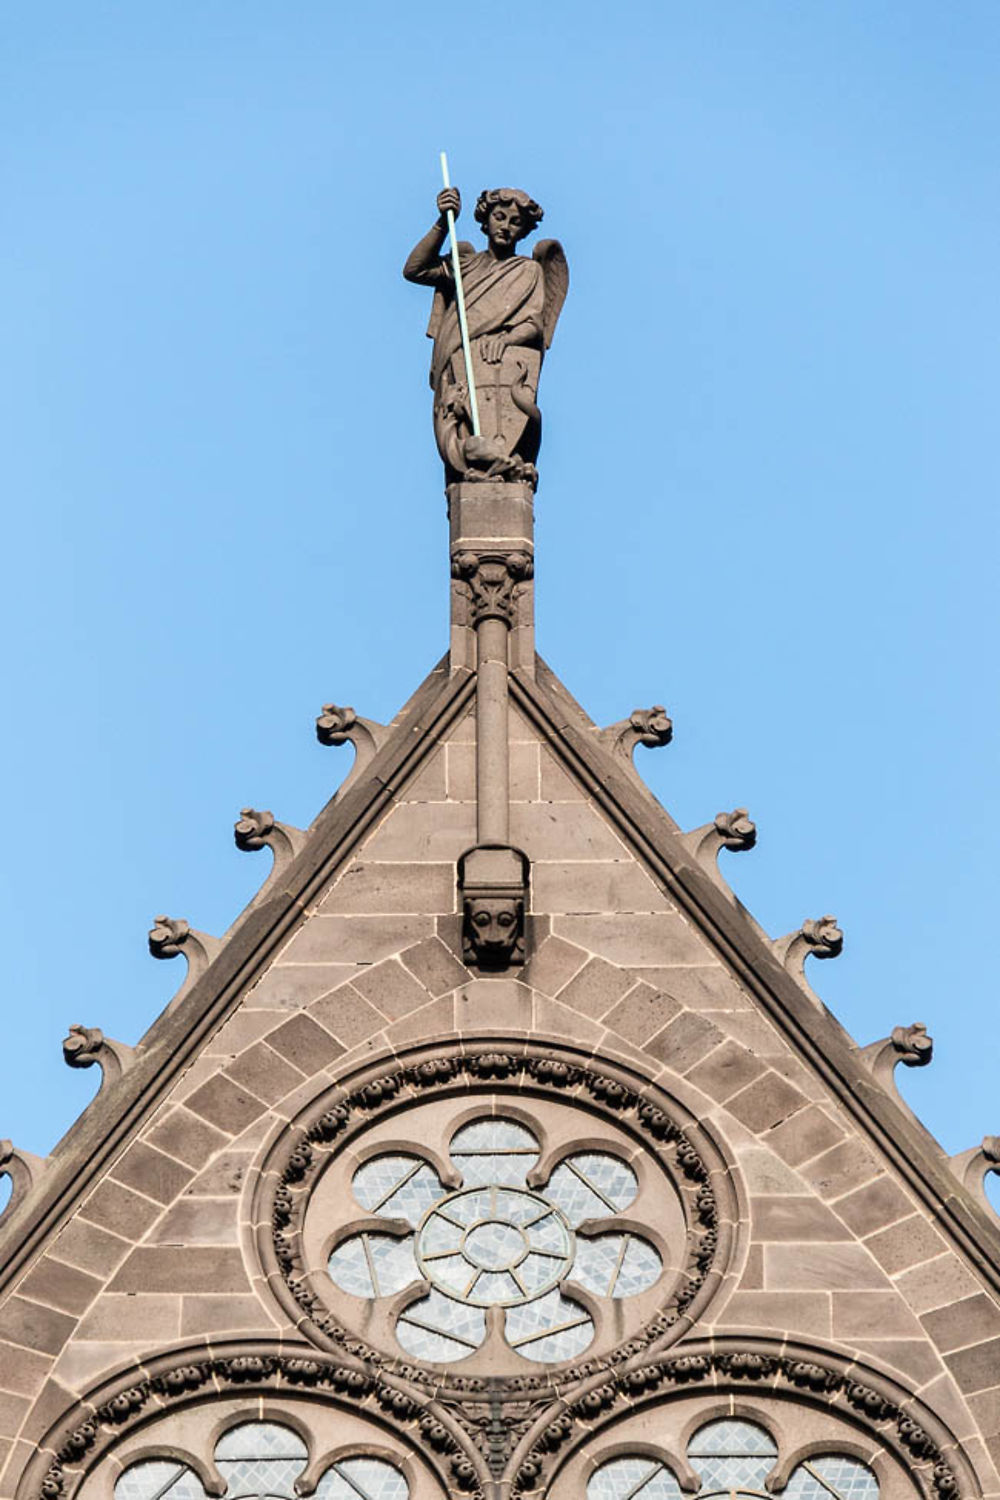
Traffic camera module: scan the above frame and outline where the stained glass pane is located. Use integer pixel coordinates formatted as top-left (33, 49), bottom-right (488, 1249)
top-left (450, 1118), bottom-right (541, 1186)
top-left (689, 1421), bottom-right (777, 1456)
top-left (688, 1419), bottom-right (777, 1492)
top-left (790, 1458), bottom-right (879, 1500)
top-left (587, 1458), bottom-right (685, 1500)
top-left (396, 1287), bottom-right (487, 1362)
top-left (329, 1232), bottom-right (419, 1299)
top-left (569, 1233), bottom-right (661, 1298)
top-left (315, 1459), bottom-right (409, 1500)
top-left (504, 1287), bottom-right (593, 1361)
top-left (115, 1462), bottom-right (206, 1500)
top-left (545, 1154), bottom-right (637, 1224)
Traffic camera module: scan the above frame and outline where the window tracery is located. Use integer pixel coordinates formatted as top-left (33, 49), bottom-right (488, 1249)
top-left (325, 1116), bottom-right (664, 1363)
top-left (113, 1422), bottom-right (409, 1500)
top-left (588, 1420), bottom-right (879, 1500)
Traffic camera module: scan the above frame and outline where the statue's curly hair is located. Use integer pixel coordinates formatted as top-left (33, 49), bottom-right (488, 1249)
top-left (474, 187), bottom-right (544, 236)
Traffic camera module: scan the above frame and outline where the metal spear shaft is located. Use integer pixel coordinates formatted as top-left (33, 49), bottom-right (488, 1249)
top-left (439, 151), bottom-right (481, 437)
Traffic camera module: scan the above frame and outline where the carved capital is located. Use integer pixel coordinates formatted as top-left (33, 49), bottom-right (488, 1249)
top-left (950, 1134), bottom-right (1000, 1216)
top-left (148, 915), bottom-right (221, 1012)
top-left (458, 846), bottom-right (529, 969)
top-left (598, 706), bottom-right (673, 768)
top-left (235, 808), bottom-right (306, 884)
top-left (682, 808), bottom-right (757, 885)
top-left (62, 1024), bottom-right (135, 1089)
top-left (315, 704), bottom-right (388, 791)
top-left (451, 550), bottom-right (533, 626)
top-left (773, 915), bottom-right (843, 982)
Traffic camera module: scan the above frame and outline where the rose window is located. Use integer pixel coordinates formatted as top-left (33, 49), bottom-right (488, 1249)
top-left (327, 1117), bottom-right (664, 1363)
top-left (113, 1422), bottom-right (408, 1500)
top-left (589, 1421), bottom-right (880, 1500)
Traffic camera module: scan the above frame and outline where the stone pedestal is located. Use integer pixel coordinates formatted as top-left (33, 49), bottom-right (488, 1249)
top-left (449, 482), bottom-right (534, 675)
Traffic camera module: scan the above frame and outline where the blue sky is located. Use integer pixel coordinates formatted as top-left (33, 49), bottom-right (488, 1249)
top-left (1, 3), bottom-right (997, 1202)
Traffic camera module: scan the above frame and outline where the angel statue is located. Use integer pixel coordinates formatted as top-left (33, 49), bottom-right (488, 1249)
top-left (404, 184), bottom-right (568, 487)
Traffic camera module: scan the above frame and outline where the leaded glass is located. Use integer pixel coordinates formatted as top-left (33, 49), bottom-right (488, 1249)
top-left (503, 1286), bottom-right (593, 1361)
top-left (587, 1458), bottom-right (684, 1500)
top-left (329, 1232), bottom-right (419, 1297)
top-left (688, 1421), bottom-right (778, 1494)
top-left (416, 1185), bottom-right (574, 1306)
top-left (115, 1462), bottom-right (206, 1500)
top-left (116, 1442), bottom-right (409, 1500)
top-left (785, 1459), bottom-right (879, 1500)
top-left (545, 1153), bottom-right (638, 1224)
top-left (215, 1421), bottom-right (307, 1497)
top-left (396, 1286), bottom-right (487, 1360)
top-left (570, 1232), bottom-right (661, 1297)
top-left (450, 1118), bottom-right (541, 1186)
top-left (314, 1458), bottom-right (410, 1500)
top-left (352, 1156), bottom-right (444, 1224)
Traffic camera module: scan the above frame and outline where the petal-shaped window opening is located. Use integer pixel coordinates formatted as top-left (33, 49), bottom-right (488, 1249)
top-left (329, 1232), bottom-right (420, 1298)
top-left (587, 1457), bottom-right (685, 1500)
top-left (115, 1462), bottom-right (207, 1500)
top-left (503, 1287), bottom-right (593, 1362)
top-left (688, 1421), bottom-right (778, 1495)
top-left (352, 1156), bottom-right (444, 1224)
top-left (571, 1232), bottom-right (662, 1297)
top-left (450, 1117), bottom-right (541, 1186)
top-left (395, 1287), bottom-right (488, 1361)
top-left (783, 1459), bottom-right (879, 1500)
top-left (314, 1459), bottom-right (411, 1500)
top-left (545, 1153), bottom-right (638, 1224)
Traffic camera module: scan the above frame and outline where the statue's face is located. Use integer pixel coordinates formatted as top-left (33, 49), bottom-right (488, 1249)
top-left (485, 200), bottom-right (528, 250)
top-left (465, 897), bottom-right (523, 965)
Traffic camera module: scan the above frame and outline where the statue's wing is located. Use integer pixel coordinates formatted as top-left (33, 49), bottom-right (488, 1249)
top-left (532, 239), bottom-right (569, 348)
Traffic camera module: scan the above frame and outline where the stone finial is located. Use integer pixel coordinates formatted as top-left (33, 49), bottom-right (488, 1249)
top-left (0, 1140), bottom-right (46, 1224)
top-left (148, 915), bottom-right (221, 1013)
top-left (62, 1024), bottom-right (135, 1090)
top-left (682, 808), bottom-right (757, 888)
top-left (598, 706), bottom-right (673, 769)
top-left (950, 1135), bottom-right (1000, 1216)
top-left (859, 1023), bottom-right (933, 1123)
top-left (315, 704), bottom-right (388, 792)
top-left (773, 915), bottom-right (843, 983)
top-left (234, 808), bottom-right (306, 888)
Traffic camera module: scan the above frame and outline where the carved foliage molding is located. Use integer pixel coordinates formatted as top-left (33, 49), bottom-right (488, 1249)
top-left (509, 1343), bottom-right (975, 1500)
top-left (256, 1047), bottom-right (733, 1397)
top-left (23, 1346), bottom-right (483, 1500)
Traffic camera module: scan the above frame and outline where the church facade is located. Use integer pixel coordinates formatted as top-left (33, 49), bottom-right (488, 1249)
top-left (1, 191), bottom-right (999, 1500)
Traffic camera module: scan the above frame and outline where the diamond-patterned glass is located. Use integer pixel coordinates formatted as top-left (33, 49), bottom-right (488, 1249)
top-left (314, 1459), bottom-right (409, 1500)
top-left (396, 1287), bottom-right (487, 1361)
top-left (504, 1287), bottom-right (593, 1361)
top-left (545, 1153), bottom-right (638, 1224)
top-left (450, 1118), bottom-right (541, 1186)
top-left (328, 1232), bottom-right (419, 1298)
top-left (115, 1462), bottom-right (206, 1500)
top-left (689, 1421), bottom-right (778, 1456)
top-left (588, 1458), bottom-right (663, 1500)
top-left (614, 1234), bottom-right (662, 1296)
top-left (352, 1156), bottom-right (443, 1223)
top-left (687, 1419), bottom-right (777, 1494)
top-left (793, 1459), bottom-right (879, 1500)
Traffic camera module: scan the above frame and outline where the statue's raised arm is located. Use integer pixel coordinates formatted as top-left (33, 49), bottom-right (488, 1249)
top-left (403, 185), bottom-right (568, 489)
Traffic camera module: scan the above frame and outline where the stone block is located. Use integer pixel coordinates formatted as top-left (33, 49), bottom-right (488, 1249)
top-left (736, 1149), bottom-right (807, 1195)
top-left (264, 1012), bottom-right (345, 1073)
top-left (645, 1012), bottom-right (722, 1072)
top-left (76, 1294), bottom-right (181, 1342)
top-left (146, 1197), bottom-right (240, 1246)
top-left (224, 1042), bottom-right (305, 1105)
top-left (79, 1180), bottom-right (163, 1241)
top-left (632, 966), bottom-right (744, 1012)
top-left (183, 1149), bottom-right (252, 1198)
top-left (205, 1009), bottom-right (282, 1057)
top-left (555, 914), bottom-right (706, 967)
top-left (763, 1105), bottom-right (846, 1167)
top-left (351, 959), bottom-right (431, 1020)
top-left (603, 984), bottom-right (680, 1046)
top-left (245, 963), bottom-right (358, 1011)
top-left (752, 1195), bottom-right (852, 1242)
top-left (320, 870), bottom-right (452, 912)
top-left (391, 995), bottom-right (464, 1045)
top-left (109, 1247), bottom-right (248, 1294)
top-left (511, 804), bottom-right (627, 861)
top-left (50, 1220), bottom-right (130, 1279)
top-left (185, 1074), bottom-right (267, 1135)
top-left (533, 995), bottom-right (604, 1047)
top-left (286, 913), bottom-right (435, 962)
top-left (721, 1291), bottom-right (831, 1336)
top-left (923, 1294), bottom-right (1000, 1354)
top-left (0, 1297), bottom-right (75, 1356)
top-left (685, 1041), bottom-right (767, 1104)
top-left (109, 1141), bottom-right (195, 1206)
top-left (740, 1245), bottom-right (764, 1289)
top-left (522, 935), bottom-right (587, 997)
top-left (18, 1259), bottom-right (102, 1318)
top-left (894, 1253), bottom-right (981, 1316)
top-left (865, 1214), bottom-right (947, 1275)
top-left (399, 752), bottom-right (447, 801)
top-left (309, 985), bottom-right (386, 1047)
top-left (539, 748), bottom-right (585, 801)
top-left (800, 1140), bottom-right (882, 1201)
top-left (532, 861), bottom-right (670, 915)
top-left (830, 1291), bottom-right (924, 1339)
top-left (145, 1107), bottom-right (230, 1170)
top-left (726, 1072), bottom-right (808, 1133)
top-left (851, 1340), bottom-right (945, 1385)
top-left (557, 956), bottom-right (635, 1020)
top-left (765, 1243), bottom-right (887, 1291)
top-left (180, 1295), bottom-right (271, 1335)
top-left (456, 980), bottom-right (532, 1032)
top-left (0, 1391), bottom-right (28, 1439)
top-left (834, 1176), bottom-right (913, 1238)
top-left (400, 937), bottom-right (469, 997)
top-left (361, 803), bottom-right (476, 862)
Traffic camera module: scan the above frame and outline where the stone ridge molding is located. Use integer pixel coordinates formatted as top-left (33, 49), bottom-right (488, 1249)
top-left (17, 1340), bottom-right (486, 1500)
top-left (512, 660), bottom-right (1000, 1297)
top-left (254, 1042), bottom-right (736, 1393)
top-left (507, 1338), bottom-right (980, 1500)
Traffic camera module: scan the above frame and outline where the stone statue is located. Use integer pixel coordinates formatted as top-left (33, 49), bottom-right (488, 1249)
top-left (404, 186), bottom-right (568, 488)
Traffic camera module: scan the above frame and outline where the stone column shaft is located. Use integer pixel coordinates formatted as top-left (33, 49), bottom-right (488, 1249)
top-left (476, 616), bottom-right (510, 845)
